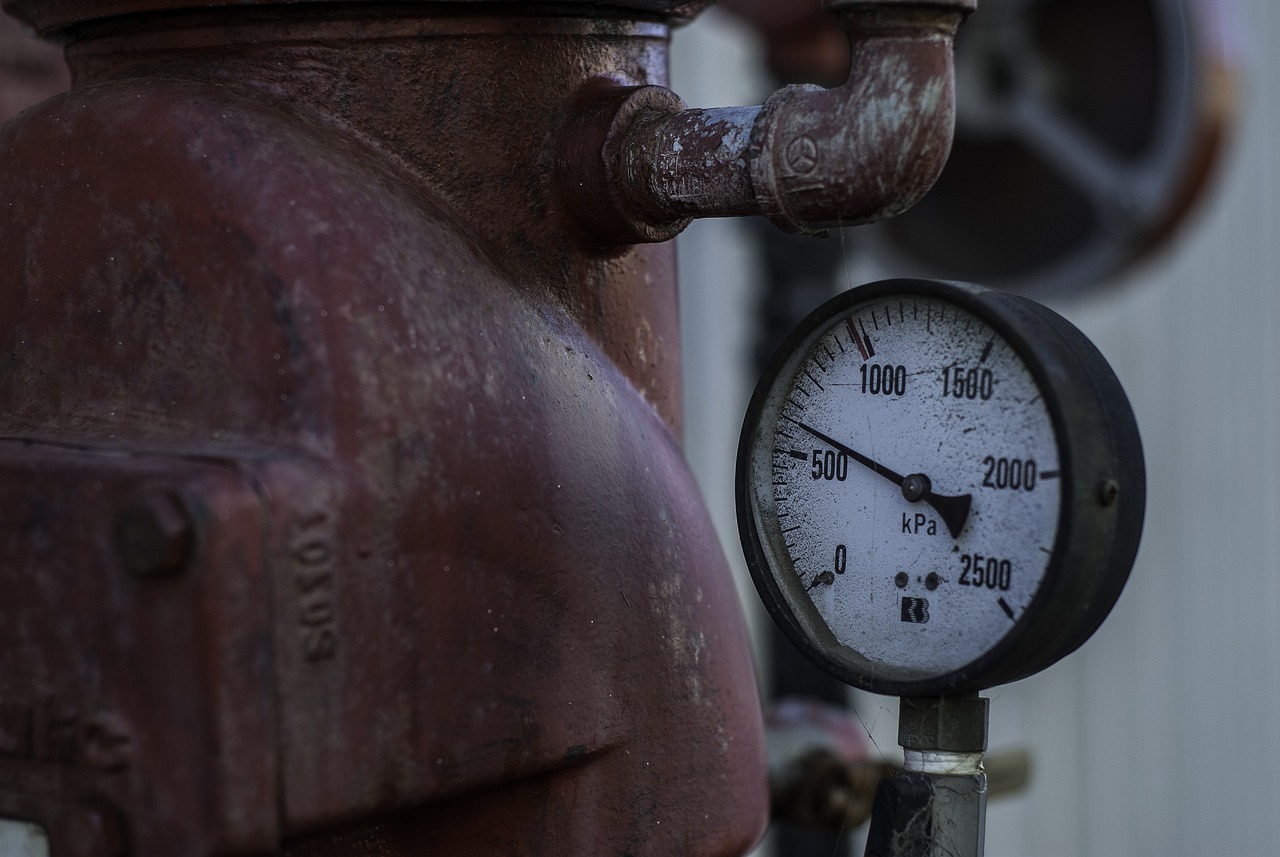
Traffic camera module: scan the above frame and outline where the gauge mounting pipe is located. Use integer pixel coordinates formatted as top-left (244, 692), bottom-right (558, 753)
top-left (561, 0), bottom-right (976, 243)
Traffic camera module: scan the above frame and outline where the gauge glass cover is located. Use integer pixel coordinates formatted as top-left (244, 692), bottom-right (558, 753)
top-left (745, 291), bottom-right (1063, 686)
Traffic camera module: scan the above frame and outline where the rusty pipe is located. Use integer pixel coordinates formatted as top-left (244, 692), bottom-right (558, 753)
top-left (563, 0), bottom-right (975, 242)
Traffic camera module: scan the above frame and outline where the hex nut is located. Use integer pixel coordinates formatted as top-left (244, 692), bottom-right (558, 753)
top-left (898, 695), bottom-right (989, 753)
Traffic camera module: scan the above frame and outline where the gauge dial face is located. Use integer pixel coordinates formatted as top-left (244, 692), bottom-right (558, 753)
top-left (744, 291), bottom-right (1063, 687)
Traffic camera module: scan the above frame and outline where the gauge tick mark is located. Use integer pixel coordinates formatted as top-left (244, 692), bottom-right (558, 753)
top-left (846, 318), bottom-right (873, 360)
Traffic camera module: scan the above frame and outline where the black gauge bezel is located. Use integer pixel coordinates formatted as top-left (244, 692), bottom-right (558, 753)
top-left (736, 279), bottom-right (1145, 696)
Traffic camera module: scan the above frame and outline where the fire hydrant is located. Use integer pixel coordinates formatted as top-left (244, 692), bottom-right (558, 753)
top-left (0, 1), bottom-right (970, 853)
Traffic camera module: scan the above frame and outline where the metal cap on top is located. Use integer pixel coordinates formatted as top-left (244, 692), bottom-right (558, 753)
top-left (3, 0), bottom-right (715, 36)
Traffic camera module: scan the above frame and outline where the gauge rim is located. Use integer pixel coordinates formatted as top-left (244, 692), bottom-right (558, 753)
top-left (736, 278), bottom-right (1144, 696)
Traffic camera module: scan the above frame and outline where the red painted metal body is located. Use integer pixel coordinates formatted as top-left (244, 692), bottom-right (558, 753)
top-left (0, 1), bottom-right (966, 853)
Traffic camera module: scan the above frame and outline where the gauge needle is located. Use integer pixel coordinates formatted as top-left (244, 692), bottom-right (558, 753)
top-left (794, 420), bottom-right (972, 538)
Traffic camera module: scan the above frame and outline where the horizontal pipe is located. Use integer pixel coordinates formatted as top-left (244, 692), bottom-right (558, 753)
top-left (566, 0), bottom-right (973, 242)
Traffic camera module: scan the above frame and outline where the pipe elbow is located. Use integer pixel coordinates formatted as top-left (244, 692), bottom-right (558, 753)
top-left (563, 1), bottom-right (972, 244)
top-left (750, 4), bottom-right (969, 235)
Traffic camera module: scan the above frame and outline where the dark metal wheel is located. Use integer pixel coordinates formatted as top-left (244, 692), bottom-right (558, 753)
top-left (863, 0), bottom-right (1239, 295)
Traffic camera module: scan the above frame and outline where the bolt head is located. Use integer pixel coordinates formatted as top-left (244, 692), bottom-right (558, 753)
top-left (901, 473), bottom-right (930, 503)
top-left (114, 490), bottom-right (195, 577)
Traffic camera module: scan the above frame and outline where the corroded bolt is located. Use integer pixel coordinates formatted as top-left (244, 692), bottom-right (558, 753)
top-left (114, 489), bottom-right (195, 577)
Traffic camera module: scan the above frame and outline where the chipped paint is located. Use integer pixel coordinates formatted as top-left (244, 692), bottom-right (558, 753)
top-left (569, 3), bottom-right (969, 240)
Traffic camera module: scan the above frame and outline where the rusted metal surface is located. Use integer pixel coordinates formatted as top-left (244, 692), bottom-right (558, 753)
top-left (5, 0), bottom-right (716, 35)
top-left (567, 1), bottom-right (973, 239)
top-left (0, 445), bottom-right (278, 855)
top-left (0, 8), bottom-right (764, 854)
top-left (766, 698), bottom-right (893, 831)
top-left (0, 1), bottom-right (970, 854)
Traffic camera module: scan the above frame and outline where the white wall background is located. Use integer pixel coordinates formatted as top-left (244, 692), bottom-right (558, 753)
top-left (675, 2), bottom-right (1280, 855)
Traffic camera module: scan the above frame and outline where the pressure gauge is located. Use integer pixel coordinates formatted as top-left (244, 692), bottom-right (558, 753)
top-left (737, 279), bottom-right (1145, 696)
